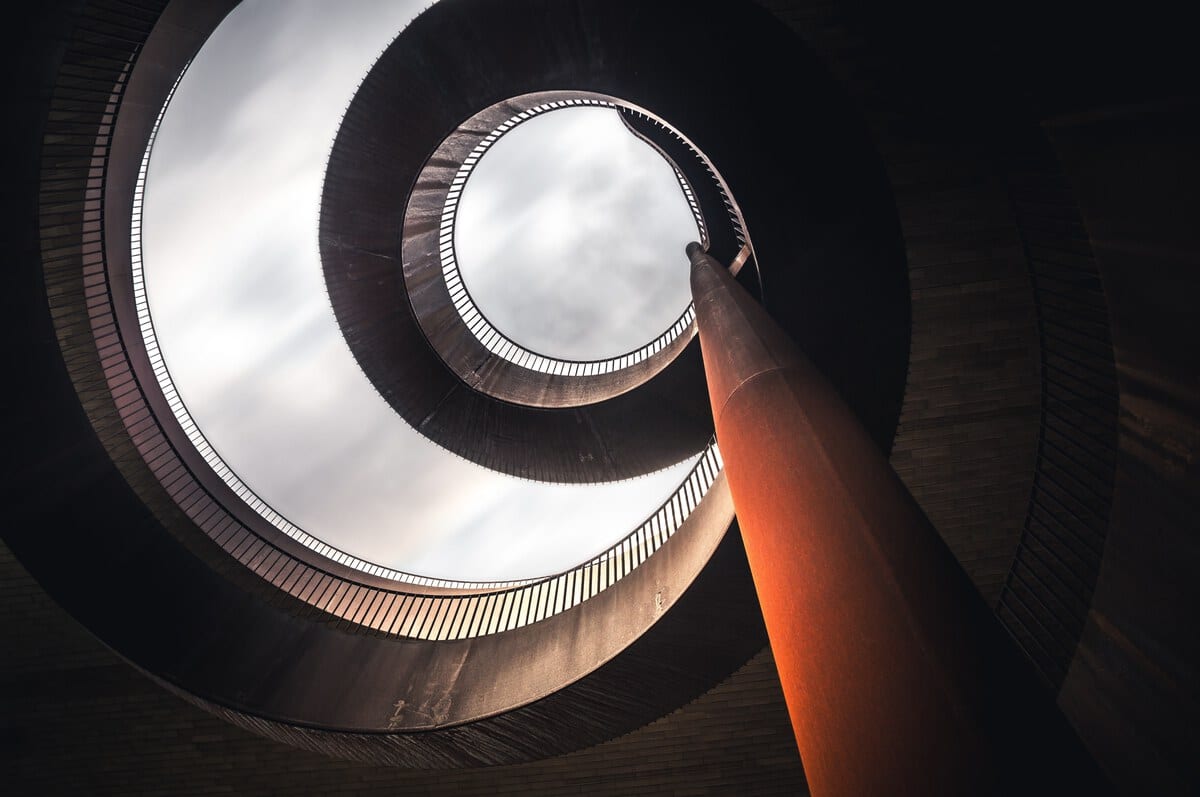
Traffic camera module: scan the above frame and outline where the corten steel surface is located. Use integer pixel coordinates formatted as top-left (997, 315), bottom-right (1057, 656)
top-left (753, 3), bottom-right (1121, 692)
top-left (689, 244), bottom-right (1112, 796)
top-left (319, 0), bottom-right (910, 483)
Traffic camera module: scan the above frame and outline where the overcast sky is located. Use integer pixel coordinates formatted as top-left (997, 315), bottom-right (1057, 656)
top-left (140, 0), bottom-right (701, 582)
top-left (456, 106), bottom-right (696, 360)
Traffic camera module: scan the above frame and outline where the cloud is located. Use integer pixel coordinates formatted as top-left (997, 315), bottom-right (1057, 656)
top-left (455, 107), bottom-right (698, 361)
top-left (141, 1), bottom-right (704, 582)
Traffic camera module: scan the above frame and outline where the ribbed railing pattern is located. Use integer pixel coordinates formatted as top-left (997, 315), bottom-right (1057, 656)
top-left (998, 145), bottom-right (1119, 689)
top-left (41, 2), bottom-right (728, 639)
top-left (438, 98), bottom-right (703, 377)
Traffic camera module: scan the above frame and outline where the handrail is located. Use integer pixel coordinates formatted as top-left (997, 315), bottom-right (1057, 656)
top-left (118, 59), bottom-right (728, 630)
top-left (437, 98), bottom-right (704, 377)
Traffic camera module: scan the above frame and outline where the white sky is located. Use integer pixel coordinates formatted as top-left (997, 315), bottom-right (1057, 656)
top-left (140, 0), bottom-right (701, 582)
top-left (456, 106), bottom-right (696, 360)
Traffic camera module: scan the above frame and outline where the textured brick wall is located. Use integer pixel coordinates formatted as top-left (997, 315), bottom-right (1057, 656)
top-left (1050, 105), bottom-right (1200, 797)
top-left (887, 158), bottom-right (1042, 603)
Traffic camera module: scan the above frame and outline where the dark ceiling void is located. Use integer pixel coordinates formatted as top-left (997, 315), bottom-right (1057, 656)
top-left (4, 0), bottom-right (1198, 794)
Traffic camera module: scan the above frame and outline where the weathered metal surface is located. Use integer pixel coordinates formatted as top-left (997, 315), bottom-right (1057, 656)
top-left (690, 244), bottom-right (1110, 796)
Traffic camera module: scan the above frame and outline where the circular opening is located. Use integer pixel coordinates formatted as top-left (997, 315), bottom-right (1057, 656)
top-left (454, 105), bottom-right (700, 362)
top-left (399, 90), bottom-right (742, 410)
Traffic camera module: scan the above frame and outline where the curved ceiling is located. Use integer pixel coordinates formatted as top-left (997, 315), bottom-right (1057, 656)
top-left (10, 0), bottom-right (914, 768)
top-left (9, 0), bottom-right (1186, 793)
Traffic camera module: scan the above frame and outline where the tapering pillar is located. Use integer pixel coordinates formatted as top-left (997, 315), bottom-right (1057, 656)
top-left (687, 243), bottom-right (1109, 796)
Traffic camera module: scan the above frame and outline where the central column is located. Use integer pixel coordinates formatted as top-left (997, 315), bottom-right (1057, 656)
top-left (687, 243), bottom-right (1109, 796)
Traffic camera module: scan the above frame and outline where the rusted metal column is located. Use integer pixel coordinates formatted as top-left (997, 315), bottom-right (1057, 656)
top-left (687, 243), bottom-right (1109, 796)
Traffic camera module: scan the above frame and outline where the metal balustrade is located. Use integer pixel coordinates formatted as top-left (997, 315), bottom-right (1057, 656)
top-left (436, 98), bottom-right (706, 377)
top-left (37, 45), bottom-right (731, 635)
top-left (619, 107), bottom-right (748, 254)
